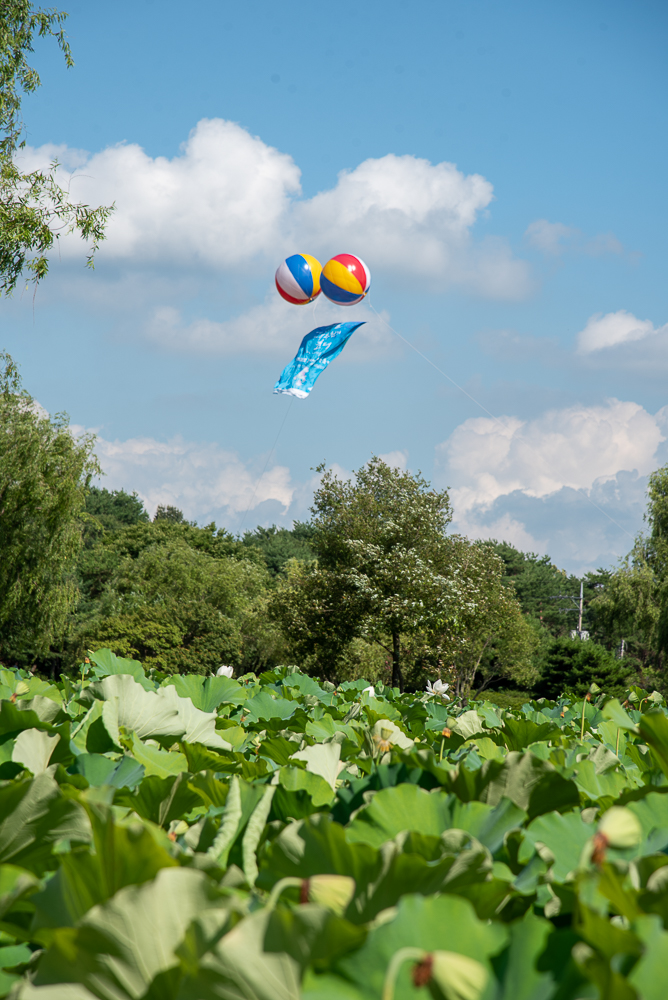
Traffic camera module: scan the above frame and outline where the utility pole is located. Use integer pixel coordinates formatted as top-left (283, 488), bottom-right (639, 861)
top-left (550, 579), bottom-right (588, 639)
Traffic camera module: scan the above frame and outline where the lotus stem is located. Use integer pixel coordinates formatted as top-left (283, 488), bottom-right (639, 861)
top-left (382, 947), bottom-right (427, 1000)
top-left (265, 876), bottom-right (302, 912)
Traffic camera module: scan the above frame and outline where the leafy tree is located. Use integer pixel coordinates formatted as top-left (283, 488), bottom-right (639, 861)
top-left (241, 523), bottom-right (316, 576)
top-left (490, 541), bottom-right (609, 640)
top-left (0, 1), bottom-right (112, 293)
top-left (0, 353), bottom-right (98, 664)
top-left (84, 486), bottom-right (149, 533)
top-left (271, 458), bottom-right (455, 689)
top-left (590, 463), bottom-right (668, 685)
top-left (433, 538), bottom-right (539, 696)
top-left (67, 519), bottom-right (275, 674)
top-left (154, 504), bottom-right (187, 524)
top-left (534, 636), bottom-right (634, 700)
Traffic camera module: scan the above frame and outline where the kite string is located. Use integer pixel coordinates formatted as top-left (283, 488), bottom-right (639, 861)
top-left (368, 301), bottom-right (635, 542)
top-left (239, 396), bottom-right (294, 533)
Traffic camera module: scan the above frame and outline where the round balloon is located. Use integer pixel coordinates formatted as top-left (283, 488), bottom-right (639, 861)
top-left (320, 254), bottom-right (371, 306)
top-left (275, 253), bottom-right (322, 304)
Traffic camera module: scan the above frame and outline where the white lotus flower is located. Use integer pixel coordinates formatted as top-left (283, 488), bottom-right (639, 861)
top-left (216, 665), bottom-right (234, 678)
top-left (426, 679), bottom-right (450, 700)
top-left (362, 685), bottom-right (376, 698)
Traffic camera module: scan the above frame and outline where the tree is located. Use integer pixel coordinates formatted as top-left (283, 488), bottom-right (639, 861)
top-left (490, 541), bottom-right (610, 641)
top-left (589, 463), bottom-right (668, 684)
top-left (0, 353), bottom-right (98, 663)
top-left (0, 1), bottom-right (112, 293)
top-left (241, 523), bottom-right (316, 576)
top-left (272, 458), bottom-right (458, 689)
top-left (84, 486), bottom-right (149, 533)
top-left (534, 636), bottom-right (634, 700)
top-left (154, 504), bottom-right (187, 524)
top-left (66, 516), bottom-right (277, 675)
top-left (433, 538), bottom-right (539, 696)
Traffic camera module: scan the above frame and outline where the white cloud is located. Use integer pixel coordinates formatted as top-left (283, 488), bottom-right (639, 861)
top-left (144, 295), bottom-right (394, 358)
top-left (91, 432), bottom-right (294, 522)
top-left (437, 398), bottom-right (663, 513)
top-left (435, 398), bottom-right (667, 571)
top-left (577, 309), bottom-right (665, 353)
top-left (377, 450), bottom-right (409, 470)
top-left (525, 219), bottom-right (579, 255)
top-left (19, 121), bottom-right (301, 268)
top-left (525, 218), bottom-right (622, 257)
top-left (19, 119), bottom-right (530, 300)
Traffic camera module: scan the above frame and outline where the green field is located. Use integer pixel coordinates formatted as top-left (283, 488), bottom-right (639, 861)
top-left (1, 650), bottom-right (668, 999)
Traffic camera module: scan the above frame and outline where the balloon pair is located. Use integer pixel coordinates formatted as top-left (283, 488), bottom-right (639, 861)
top-left (275, 253), bottom-right (370, 307)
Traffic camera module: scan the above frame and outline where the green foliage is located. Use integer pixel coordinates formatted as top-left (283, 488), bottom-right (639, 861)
top-left (534, 636), bottom-right (634, 699)
top-left (1, 654), bottom-right (667, 999)
top-left (71, 525), bottom-right (275, 674)
top-left (272, 459), bottom-right (530, 694)
top-left (0, 0), bottom-right (112, 292)
top-left (84, 486), bottom-right (149, 533)
top-left (491, 541), bottom-right (610, 639)
top-left (0, 356), bottom-right (99, 664)
top-left (242, 522), bottom-right (316, 576)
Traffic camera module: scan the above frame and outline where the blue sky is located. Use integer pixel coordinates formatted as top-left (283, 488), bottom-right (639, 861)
top-left (3, 0), bottom-right (668, 573)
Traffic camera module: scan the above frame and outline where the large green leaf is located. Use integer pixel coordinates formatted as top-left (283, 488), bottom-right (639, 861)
top-left (501, 718), bottom-right (560, 752)
top-left (11, 729), bottom-right (61, 775)
top-left (178, 908), bottom-right (301, 1000)
top-left (494, 912), bottom-right (556, 1000)
top-left (346, 785), bottom-right (524, 854)
top-left (483, 752), bottom-right (580, 818)
top-left (523, 810), bottom-right (596, 883)
top-left (258, 814), bottom-right (382, 891)
top-left (86, 675), bottom-right (231, 750)
top-left (336, 893), bottom-right (508, 1000)
top-left (291, 743), bottom-right (342, 791)
top-left (628, 915), bottom-right (668, 1000)
top-left (89, 648), bottom-right (153, 689)
top-left (0, 864), bottom-right (39, 919)
top-left (70, 753), bottom-right (145, 789)
top-left (113, 772), bottom-right (202, 827)
top-left (32, 804), bottom-right (178, 930)
top-left (0, 774), bottom-right (91, 875)
top-left (244, 690), bottom-right (297, 722)
top-left (127, 734), bottom-right (189, 778)
top-left (166, 674), bottom-right (247, 711)
top-left (32, 867), bottom-right (230, 998)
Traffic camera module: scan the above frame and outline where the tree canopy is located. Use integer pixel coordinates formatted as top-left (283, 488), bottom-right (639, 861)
top-left (0, 353), bottom-right (98, 662)
top-left (0, 0), bottom-right (112, 293)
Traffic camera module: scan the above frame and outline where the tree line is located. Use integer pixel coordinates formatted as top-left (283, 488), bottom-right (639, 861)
top-left (2, 354), bottom-right (665, 699)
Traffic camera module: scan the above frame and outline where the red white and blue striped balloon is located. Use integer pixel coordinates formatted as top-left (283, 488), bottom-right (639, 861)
top-left (275, 253), bottom-right (322, 305)
top-left (320, 254), bottom-right (371, 306)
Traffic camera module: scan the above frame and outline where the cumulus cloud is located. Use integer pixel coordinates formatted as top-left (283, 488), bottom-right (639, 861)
top-left (19, 119), bottom-right (530, 300)
top-left (437, 399), bottom-right (663, 513)
top-left (525, 218), bottom-right (622, 257)
top-left (19, 121), bottom-right (301, 268)
top-left (577, 309), bottom-right (666, 353)
top-left (90, 432), bottom-right (295, 524)
top-left (434, 398), bottom-right (668, 571)
top-left (144, 295), bottom-right (394, 358)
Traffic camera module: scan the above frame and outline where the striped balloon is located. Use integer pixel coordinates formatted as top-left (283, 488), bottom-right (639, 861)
top-left (320, 254), bottom-right (371, 306)
top-left (275, 253), bottom-right (322, 304)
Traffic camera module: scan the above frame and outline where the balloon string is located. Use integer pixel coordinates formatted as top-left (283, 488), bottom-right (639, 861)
top-left (239, 397), bottom-right (294, 533)
top-left (368, 300), bottom-right (634, 541)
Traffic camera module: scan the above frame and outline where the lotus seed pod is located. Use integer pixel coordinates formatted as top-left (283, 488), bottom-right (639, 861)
top-left (429, 951), bottom-right (488, 1000)
top-left (15, 681), bottom-right (29, 696)
top-left (305, 874), bottom-right (355, 915)
top-left (598, 806), bottom-right (642, 849)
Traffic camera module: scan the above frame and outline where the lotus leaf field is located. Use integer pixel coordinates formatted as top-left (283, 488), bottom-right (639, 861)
top-left (2, 652), bottom-right (668, 999)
